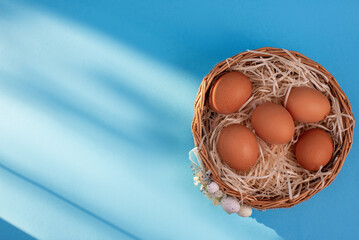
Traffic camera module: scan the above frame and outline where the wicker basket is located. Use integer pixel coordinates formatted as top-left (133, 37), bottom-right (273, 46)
top-left (191, 47), bottom-right (355, 210)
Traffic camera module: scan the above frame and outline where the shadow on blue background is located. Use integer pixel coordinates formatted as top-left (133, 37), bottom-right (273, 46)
top-left (0, 218), bottom-right (34, 240)
top-left (0, 0), bottom-right (358, 239)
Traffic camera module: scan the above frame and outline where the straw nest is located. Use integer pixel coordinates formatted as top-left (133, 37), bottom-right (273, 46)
top-left (191, 47), bottom-right (354, 209)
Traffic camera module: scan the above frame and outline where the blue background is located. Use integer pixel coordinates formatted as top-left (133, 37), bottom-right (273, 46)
top-left (0, 0), bottom-right (358, 239)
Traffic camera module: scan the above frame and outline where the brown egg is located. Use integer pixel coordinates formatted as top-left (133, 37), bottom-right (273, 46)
top-left (251, 102), bottom-right (295, 144)
top-left (286, 87), bottom-right (331, 123)
top-left (217, 124), bottom-right (259, 171)
top-left (209, 72), bottom-right (252, 114)
top-left (295, 128), bottom-right (333, 171)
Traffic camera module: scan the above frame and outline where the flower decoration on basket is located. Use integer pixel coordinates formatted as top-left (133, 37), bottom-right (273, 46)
top-left (190, 148), bottom-right (252, 217)
top-left (189, 47), bottom-right (354, 216)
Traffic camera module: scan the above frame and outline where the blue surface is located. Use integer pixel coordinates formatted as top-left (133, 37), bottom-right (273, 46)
top-left (0, 218), bottom-right (35, 240)
top-left (0, 0), bottom-right (358, 239)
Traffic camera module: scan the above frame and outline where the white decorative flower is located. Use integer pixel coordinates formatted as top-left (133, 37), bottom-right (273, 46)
top-left (212, 198), bottom-right (220, 206)
top-left (206, 182), bottom-right (219, 194)
top-left (237, 204), bottom-right (252, 217)
top-left (214, 190), bottom-right (223, 198)
top-left (221, 197), bottom-right (240, 214)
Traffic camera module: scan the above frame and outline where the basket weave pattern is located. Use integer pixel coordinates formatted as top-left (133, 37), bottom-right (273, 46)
top-left (191, 47), bottom-right (354, 209)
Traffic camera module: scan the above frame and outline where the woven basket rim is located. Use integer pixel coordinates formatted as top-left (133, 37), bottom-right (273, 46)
top-left (191, 47), bottom-right (355, 210)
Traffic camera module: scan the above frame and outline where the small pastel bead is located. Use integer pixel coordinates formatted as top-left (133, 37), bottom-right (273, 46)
top-left (237, 204), bottom-right (252, 217)
top-left (206, 182), bottom-right (220, 194)
top-left (221, 197), bottom-right (240, 214)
